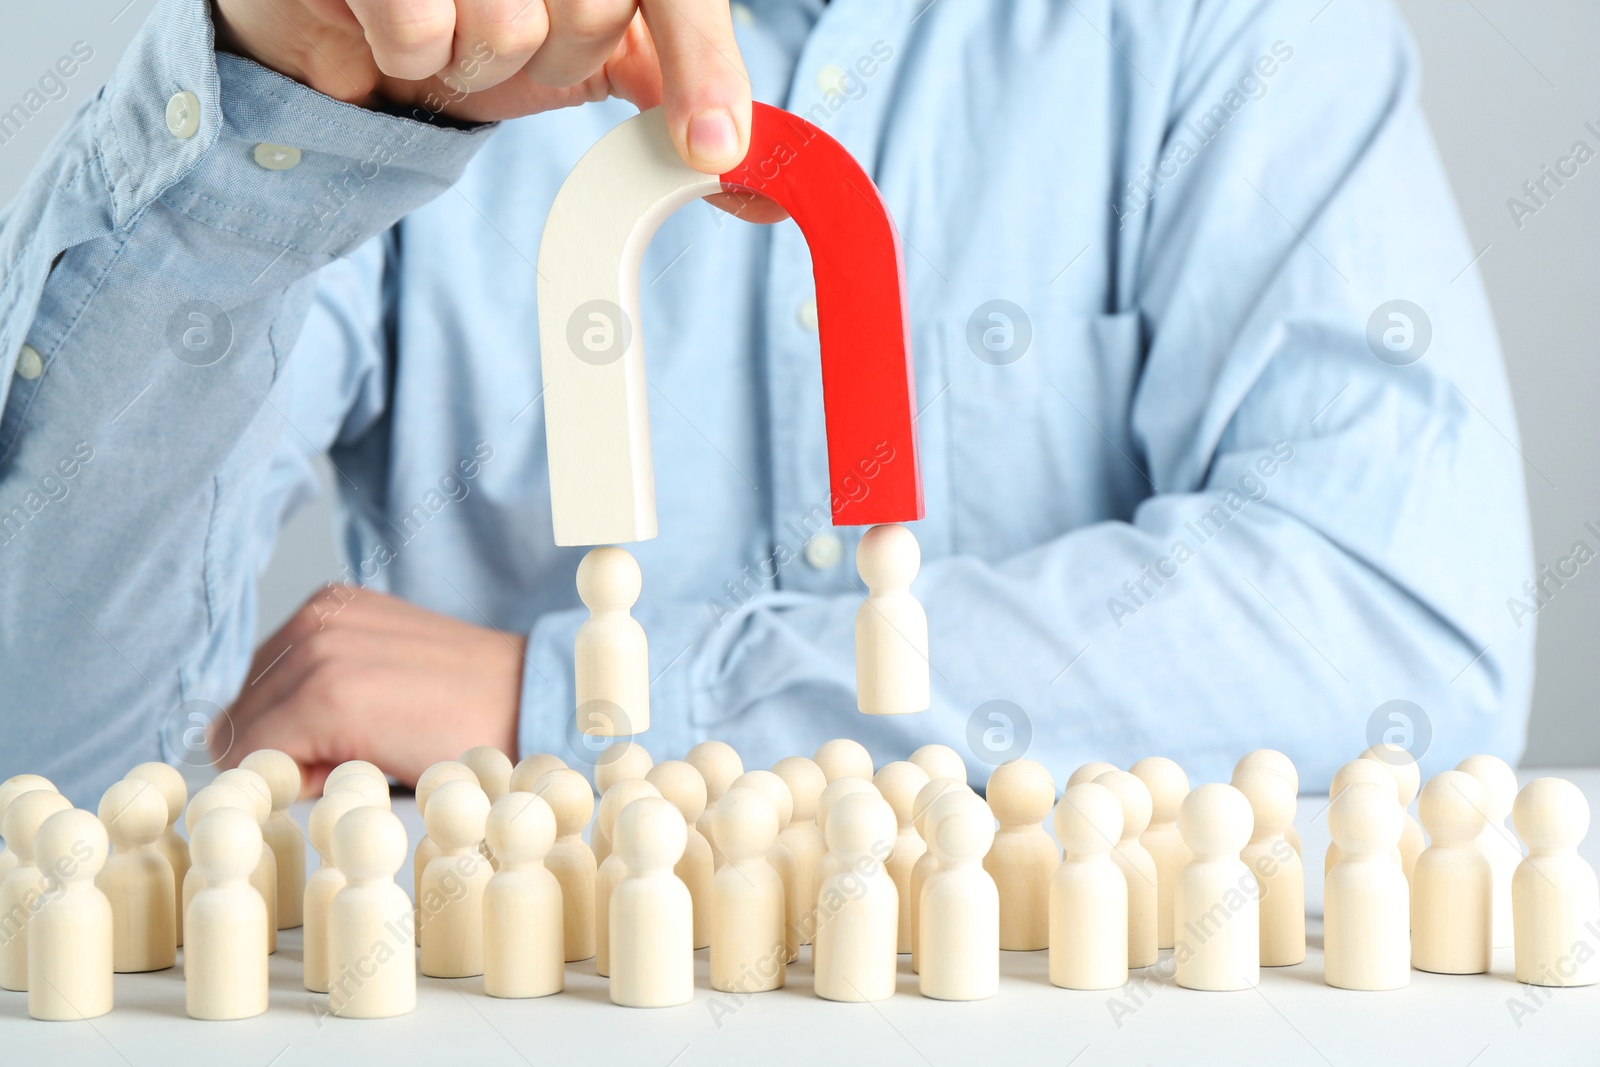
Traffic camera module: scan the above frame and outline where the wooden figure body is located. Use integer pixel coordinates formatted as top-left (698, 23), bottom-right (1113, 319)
top-left (484, 792), bottom-right (565, 998)
top-left (1361, 743), bottom-right (1424, 881)
top-left (96, 778), bottom-right (176, 972)
top-left (241, 749), bottom-right (305, 929)
top-left (594, 778), bottom-right (663, 977)
top-left (186, 807), bottom-right (268, 1020)
top-left (28, 809), bottom-right (112, 1020)
top-left (983, 759), bottom-right (1058, 951)
top-left (575, 546), bottom-right (650, 735)
top-left (910, 778), bottom-right (971, 973)
top-left (125, 762), bottom-right (188, 946)
top-left (412, 761), bottom-right (483, 943)
top-left (610, 796), bottom-right (693, 1007)
top-left (730, 770), bottom-right (799, 960)
top-left (1324, 759), bottom-right (1403, 877)
top-left (687, 740), bottom-right (744, 867)
top-left (873, 761), bottom-right (932, 952)
top-left (646, 760), bottom-right (714, 949)
top-left (0, 774), bottom-right (58, 882)
top-left (1066, 761), bottom-right (1119, 790)
top-left (1231, 768), bottom-right (1305, 967)
top-left (1174, 783), bottom-right (1259, 991)
top-left (1130, 756), bottom-right (1190, 949)
top-left (1233, 750), bottom-right (1302, 856)
top-left (215, 767), bottom-right (280, 952)
top-left (855, 523), bottom-right (930, 715)
top-left (771, 756), bottom-right (827, 948)
top-left (908, 744), bottom-right (966, 786)
top-left (711, 788), bottom-right (787, 993)
top-left (536, 768), bottom-right (598, 961)
top-left (814, 791), bottom-right (899, 1002)
top-left (1458, 754), bottom-right (1522, 947)
top-left (1050, 783), bottom-right (1128, 990)
top-left (920, 790), bottom-right (998, 1000)
top-left (179, 783), bottom-right (255, 945)
top-left (1411, 771), bottom-right (1491, 974)
top-left (0, 787), bottom-right (73, 990)
top-left (510, 753), bottom-right (568, 794)
top-left (1324, 781), bottom-right (1410, 990)
top-left (1512, 777), bottom-right (1600, 987)
top-left (304, 790), bottom-right (371, 992)
top-left (813, 738), bottom-right (874, 783)
top-left (1095, 770), bottom-right (1158, 968)
top-left (328, 807), bottom-right (416, 1018)
top-left (811, 777), bottom-right (880, 943)
top-left (420, 779), bottom-right (493, 978)
top-left (592, 741), bottom-right (654, 866)
top-left (460, 745), bottom-right (514, 803)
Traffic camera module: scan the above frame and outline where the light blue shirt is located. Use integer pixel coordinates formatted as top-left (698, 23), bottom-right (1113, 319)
top-left (0, 0), bottom-right (1535, 805)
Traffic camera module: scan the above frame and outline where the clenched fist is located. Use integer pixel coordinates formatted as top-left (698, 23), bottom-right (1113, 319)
top-left (211, 0), bottom-right (753, 173)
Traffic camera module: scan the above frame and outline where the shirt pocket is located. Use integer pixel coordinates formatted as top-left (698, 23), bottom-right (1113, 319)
top-left (936, 305), bottom-right (1149, 559)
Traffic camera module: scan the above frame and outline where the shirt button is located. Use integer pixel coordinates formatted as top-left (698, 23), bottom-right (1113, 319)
top-left (804, 533), bottom-right (843, 570)
top-left (816, 64), bottom-right (847, 95)
top-left (165, 91), bottom-right (201, 138)
top-left (253, 143), bottom-right (301, 170)
top-left (15, 344), bottom-right (43, 380)
top-left (796, 297), bottom-right (818, 331)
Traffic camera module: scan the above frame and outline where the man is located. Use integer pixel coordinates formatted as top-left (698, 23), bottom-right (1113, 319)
top-left (0, 0), bottom-right (1533, 803)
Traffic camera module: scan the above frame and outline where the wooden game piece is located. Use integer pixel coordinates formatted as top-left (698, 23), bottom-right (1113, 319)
top-left (215, 766), bottom-right (280, 951)
top-left (460, 745), bottom-right (514, 802)
top-left (412, 760), bottom-right (481, 941)
top-left (983, 759), bottom-right (1059, 951)
top-left (0, 788), bottom-right (73, 990)
top-left (1324, 759), bottom-right (1403, 876)
top-left (328, 806), bottom-right (416, 1018)
top-left (1050, 783), bottom-right (1128, 990)
top-left (1066, 761), bottom-right (1119, 790)
top-left (1174, 783), bottom-right (1259, 991)
top-left (855, 523), bottom-right (930, 715)
top-left (1411, 771), bottom-right (1491, 974)
top-left (510, 753), bottom-right (569, 794)
top-left (687, 740), bottom-right (745, 865)
top-left (1094, 770), bottom-right (1159, 968)
top-left (1457, 754), bottom-right (1522, 947)
top-left (186, 806), bottom-right (268, 1019)
top-left (910, 778), bottom-right (972, 974)
top-left (0, 775), bottom-right (58, 882)
top-left (1324, 780), bottom-right (1409, 990)
top-left (730, 770), bottom-right (800, 960)
top-left (811, 776), bottom-right (880, 941)
top-left (324, 759), bottom-right (386, 790)
top-left (771, 756), bottom-right (828, 948)
top-left (484, 792), bottom-right (565, 998)
top-left (593, 741), bottom-right (654, 866)
top-left (1232, 750), bottom-right (1302, 856)
top-left (303, 789), bottom-right (373, 993)
top-left (419, 778), bottom-right (493, 978)
top-left (1129, 756), bottom-right (1191, 949)
top-left (124, 762), bottom-right (189, 946)
top-left (95, 778), bottom-right (176, 972)
top-left (919, 790), bottom-right (998, 1000)
top-left (575, 546), bottom-right (650, 735)
top-left (535, 768), bottom-right (598, 961)
top-left (609, 796), bottom-right (693, 1007)
top-left (594, 778), bottom-right (664, 977)
top-left (179, 782), bottom-right (253, 935)
top-left (1230, 768), bottom-right (1305, 967)
top-left (909, 744), bottom-right (966, 785)
top-left (872, 760), bottom-right (932, 952)
top-left (711, 787), bottom-right (787, 993)
top-left (1361, 743), bottom-right (1424, 880)
top-left (814, 738), bottom-right (875, 784)
top-left (241, 749), bottom-right (306, 929)
top-left (28, 809), bottom-right (112, 1020)
top-left (813, 790), bottom-right (899, 1002)
top-left (324, 770), bottom-right (391, 809)
top-left (644, 760), bottom-right (714, 950)
top-left (1512, 777), bottom-right (1600, 987)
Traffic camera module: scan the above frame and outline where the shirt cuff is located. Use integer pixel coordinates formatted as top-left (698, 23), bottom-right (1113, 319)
top-left (93, 0), bottom-right (495, 254)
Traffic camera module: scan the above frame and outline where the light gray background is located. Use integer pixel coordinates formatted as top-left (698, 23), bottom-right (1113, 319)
top-left (3, 1), bottom-right (1595, 764)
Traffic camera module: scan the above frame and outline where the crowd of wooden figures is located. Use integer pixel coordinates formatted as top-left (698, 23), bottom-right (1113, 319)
top-left (0, 738), bottom-right (1596, 1021)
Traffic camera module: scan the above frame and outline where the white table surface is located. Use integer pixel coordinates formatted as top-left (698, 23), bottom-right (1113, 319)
top-left (5, 769), bottom-right (1598, 1066)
